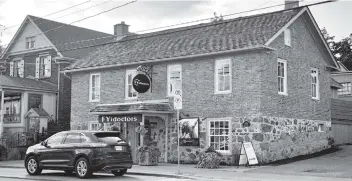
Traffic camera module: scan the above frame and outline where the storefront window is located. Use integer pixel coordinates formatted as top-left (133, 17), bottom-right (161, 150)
top-left (209, 119), bottom-right (230, 153)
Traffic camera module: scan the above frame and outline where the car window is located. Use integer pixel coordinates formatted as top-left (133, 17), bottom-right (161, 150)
top-left (63, 133), bottom-right (82, 144)
top-left (46, 132), bottom-right (65, 145)
top-left (94, 132), bottom-right (124, 144)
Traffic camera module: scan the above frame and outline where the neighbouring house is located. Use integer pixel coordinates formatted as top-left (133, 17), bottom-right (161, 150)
top-left (0, 15), bottom-right (114, 155)
top-left (64, 3), bottom-right (339, 164)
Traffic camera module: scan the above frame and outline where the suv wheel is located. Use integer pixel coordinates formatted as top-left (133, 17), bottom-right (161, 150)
top-left (111, 169), bottom-right (127, 176)
top-left (75, 157), bottom-right (92, 179)
top-left (25, 156), bottom-right (42, 175)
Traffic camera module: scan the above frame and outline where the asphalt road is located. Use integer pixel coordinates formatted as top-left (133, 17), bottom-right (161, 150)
top-left (0, 168), bottom-right (195, 181)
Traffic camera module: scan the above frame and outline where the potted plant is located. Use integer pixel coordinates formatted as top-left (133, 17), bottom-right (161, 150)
top-left (196, 146), bottom-right (223, 169)
top-left (137, 140), bottom-right (161, 166)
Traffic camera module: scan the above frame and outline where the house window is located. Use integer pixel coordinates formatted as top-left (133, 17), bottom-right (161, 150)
top-left (338, 82), bottom-right (352, 96)
top-left (9, 60), bottom-right (24, 78)
top-left (215, 59), bottom-right (232, 94)
top-left (318, 124), bottom-right (324, 132)
top-left (89, 121), bottom-right (101, 131)
top-left (28, 94), bottom-right (42, 111)
top-left (278, 59), bottom-right (287, 95)
top-left (125, 69), bottom-right (137, 99)
top-left (89, 73), bottom-right (100, 102)
top-left (25, 36), bottom-right (36, 49)
top-left (284, 29), bottom-right (291, 46)
top-left (208, 119), bottom-right (231, 153)
top-left (35, 55), bottom-right (51, 78)
top-left (311, 68), bottom-right (319, 100)
top-left (167, 64), bottom-right (182, 96)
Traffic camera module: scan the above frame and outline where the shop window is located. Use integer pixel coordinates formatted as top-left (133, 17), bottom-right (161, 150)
top-left (9, 60), bottom-right (24, 78)
top-left (35, 55), bottom-right (51, 79)
top-left (89, 73), bottom-right (100, 102)
top-left (208, 119), bottom-right (231, 154)
top-left (89, 121), bottom-right (101, 131)
top-left (125, 69), bottom-right (137, 99)
top-left (215, 59), bottom-right (232, 94)
top-left (167, 64), bottom-right (182, 96)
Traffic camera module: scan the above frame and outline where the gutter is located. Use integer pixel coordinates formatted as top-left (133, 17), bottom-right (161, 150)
top-left (62, 45), bottom-right (275, 73)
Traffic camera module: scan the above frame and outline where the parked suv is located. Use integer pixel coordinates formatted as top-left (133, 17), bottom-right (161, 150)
top-left (24, 131), bottom-right (133, 179)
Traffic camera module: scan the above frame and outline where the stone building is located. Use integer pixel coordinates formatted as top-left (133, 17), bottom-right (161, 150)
top-left (64, 6), bottom-right (338, 164)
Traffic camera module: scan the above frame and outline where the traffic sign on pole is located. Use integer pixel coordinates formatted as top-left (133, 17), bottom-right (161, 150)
top-left (174, 89), bottom-right (182, 110)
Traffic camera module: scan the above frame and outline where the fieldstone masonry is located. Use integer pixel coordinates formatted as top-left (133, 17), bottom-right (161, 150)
top-left (167, 115), bottom-right (331, 165)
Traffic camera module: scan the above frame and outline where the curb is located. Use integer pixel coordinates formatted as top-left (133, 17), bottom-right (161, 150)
top-left (0, 165), bottom-right (195, 179)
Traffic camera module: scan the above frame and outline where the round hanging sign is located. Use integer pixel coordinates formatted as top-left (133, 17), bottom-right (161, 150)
top-left (132, 74), bottom-right (151, 93)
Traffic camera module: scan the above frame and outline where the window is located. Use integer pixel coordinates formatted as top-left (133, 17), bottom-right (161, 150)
top-left (28, 94), bottom-right (42, 110)
top-left (208, 119), bottom-right (231, 153)
top-left (311, 68), bottom-right (319, 100)
top-left (25, 36), bottom-right (36, 49)
top-left (167, 64), bottom-right (182, 96)
top-left (89, 73), bottom-right (100, 102)
top-left (35, 55), bottom-right (51, 78)
top-left (125, 69), bottom-right (137, 99)
top-left (284, 29), bottom-right (291, 46)
top-left (9, 60), bottom-right (24, 78)
top-left (89, 121), bottom-right (101, 131)
top-left (63, 133), bottom-right (82, 144)
top-left (94, 132), bottom-right (123, 144)
top-left (278, 59), bottom-right (287, 95)
top-left (318, 124), bottom-right (325, 132)
top-left (215, 59), bottom-right (232, 94)
top-left (338, 82), bottom-right (352, 96)
top-left (46, 132), bottom-right (65, 145)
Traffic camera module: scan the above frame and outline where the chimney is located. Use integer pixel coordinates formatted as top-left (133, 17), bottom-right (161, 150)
top-left (114, 21), bottom-right (129, 38)
top-left (284, 0), bottom-right (299, 10)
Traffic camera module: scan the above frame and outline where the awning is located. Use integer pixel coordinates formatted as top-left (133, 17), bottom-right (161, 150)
top-left (90, 102), bottom-right (173, 115)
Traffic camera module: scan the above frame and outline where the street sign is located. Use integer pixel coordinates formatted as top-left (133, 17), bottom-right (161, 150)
top-left (174, 95), bottom-right (182, 110)
top-left (175, 89), bottom-right (182, 96)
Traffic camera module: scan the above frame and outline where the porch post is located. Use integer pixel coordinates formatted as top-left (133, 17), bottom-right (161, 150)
top-left (165, 115), bottom-right (168, 163)
top-left (0, 90), bottom-right (4, 136)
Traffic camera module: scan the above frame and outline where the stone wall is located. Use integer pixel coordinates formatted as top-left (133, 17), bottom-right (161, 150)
top-left (167, 114), bottom-right (331, 165)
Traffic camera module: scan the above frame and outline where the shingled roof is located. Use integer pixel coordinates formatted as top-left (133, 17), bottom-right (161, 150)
top-left (66, 8), bottom-right (303, 71)
top-left (28, 15), bottom-right (115, 59)
top-left (0, 75), bottom-right (57, 92)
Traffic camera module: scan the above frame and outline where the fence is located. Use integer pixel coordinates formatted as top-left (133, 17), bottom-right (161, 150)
top-left (331, 98), bottom-right (352, 145)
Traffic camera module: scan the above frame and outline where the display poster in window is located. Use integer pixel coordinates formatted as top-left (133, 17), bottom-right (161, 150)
top-left (179, 118), bottom-right (199, 146)
top-left (238, 142), bottom-right (259, 166)
top-left (4, 96), bottom-right (21, 123)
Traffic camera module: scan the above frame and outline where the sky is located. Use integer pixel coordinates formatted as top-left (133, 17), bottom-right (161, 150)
top-left (0, 0), bottom-right (351, 48)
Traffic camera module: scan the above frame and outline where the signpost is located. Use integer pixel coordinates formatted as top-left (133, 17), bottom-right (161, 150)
top-left (238, 142), bottom-right (259, 167)
top-left (174, 89), bottom-right (182, 175)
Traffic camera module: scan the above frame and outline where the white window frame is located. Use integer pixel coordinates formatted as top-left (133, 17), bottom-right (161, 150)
top-left (36, 55), bottom-right (51, 79)
top-left (338, 82), bottom-right (352, 96)
top-left (284, 29), bottom-right (291, 47)
top-left (207, 118), bottom-right (232, 155)
top-left (89, 73), bottom-right (101, 102)
top-left (88, 121), bottom-right (101, 131)
top-left (10, 59), bottom-right (24, 78)
top-left (311, 68), bottom-right (319, 100)
top-left (278, 59), bottom-right (288, 95)
top-left (125, 69), bottom-right (138, 100)
top-left (25, 36), bottom-right (36, 49)
top-left (214, 58), bottom-right (232, 94)
top-left (167, 64), bottom-right (182, 97)
top-left (318, 123), bottom-right (324, 132)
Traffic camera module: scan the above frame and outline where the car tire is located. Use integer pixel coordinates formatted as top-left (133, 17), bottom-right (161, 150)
top-left (111, 169), bottom-right (127, 176)
top-left (75, 157), bottom-right (92, 179)
top-left (25, 156), bottom-right (42, 175)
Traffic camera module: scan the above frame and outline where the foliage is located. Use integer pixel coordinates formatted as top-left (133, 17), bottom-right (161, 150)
top-left (196, 146), bottom-right (222, 169)
top-left (137, 140), bottom-right (161, 166)
top-left (321, 27), bottom-right (352, 70)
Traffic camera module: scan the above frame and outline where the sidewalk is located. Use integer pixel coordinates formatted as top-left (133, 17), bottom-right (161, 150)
top-left (1, 160), bottom-right (352, 181)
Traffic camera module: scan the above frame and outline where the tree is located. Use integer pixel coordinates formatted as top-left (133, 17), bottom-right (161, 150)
top-left (321, 27), bottom-right (352, 70)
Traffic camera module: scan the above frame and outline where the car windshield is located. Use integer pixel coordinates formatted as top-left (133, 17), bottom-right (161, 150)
top-left (94, 132), bottom-right (124, 144)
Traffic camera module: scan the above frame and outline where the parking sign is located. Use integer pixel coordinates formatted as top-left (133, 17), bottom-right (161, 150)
top-left (174, 89), bottom-right (182, 110)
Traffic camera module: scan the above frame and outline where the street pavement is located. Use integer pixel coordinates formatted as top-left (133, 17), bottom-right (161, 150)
top-left (1, 145), bottom-right (352, 180)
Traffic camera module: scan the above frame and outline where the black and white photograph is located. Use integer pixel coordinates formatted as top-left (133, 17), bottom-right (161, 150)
top-left (0, 0), bottom-right (351, 180)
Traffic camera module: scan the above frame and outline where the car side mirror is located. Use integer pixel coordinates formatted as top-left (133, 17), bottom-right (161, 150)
top-left (41, 141), bottom-right (47, 147)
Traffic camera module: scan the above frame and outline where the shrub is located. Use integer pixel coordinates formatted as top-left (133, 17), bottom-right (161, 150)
top-left (196, 146), bottom-right (222, 169)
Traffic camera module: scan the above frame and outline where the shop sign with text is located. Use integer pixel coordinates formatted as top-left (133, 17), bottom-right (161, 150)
top-left (99, 115), bottom-right (142, 123)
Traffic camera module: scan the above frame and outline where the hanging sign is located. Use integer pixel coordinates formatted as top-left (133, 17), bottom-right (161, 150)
top-left (99, 115), bottom-right (142, 123)
top-left (238, 142), bottom-right (259, 166)
top-left (132, 74), bottom-right (151, 93)
top-left (179, 118), bottom-right (199, 146)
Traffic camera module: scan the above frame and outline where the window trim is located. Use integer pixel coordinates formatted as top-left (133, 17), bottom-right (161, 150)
top-left (89, 73), bottom-right (101, 102)
top-left (207, 117), bottom-right (232, 155)
top-left (284, 29), bottom-right (291, 47)
top-left (88, 121), bottom-right (101, 131)
top-left (125, 69), bottom-right (138, 100)
top-left (25, 36), bottom-right (36, 49)
top-left (311, 67), bottom-right (319, 100)
top-left (278, 59), bottom-right (288, 95)
top-left (318, 124), bottom-right (324, 132)
top-left (37, 54), bottom-right (51, 79)
top-left (214, 58), bottom-right (232, 94)
top-left (167, 64), bottom-right (182, 97)
top-left (338, 82), bottom-right (352, 96)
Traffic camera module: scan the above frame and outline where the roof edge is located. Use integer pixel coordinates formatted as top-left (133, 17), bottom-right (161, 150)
top-left (63, 45), bottom-right (275, 73)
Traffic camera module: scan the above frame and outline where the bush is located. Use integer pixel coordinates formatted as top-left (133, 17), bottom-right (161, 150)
top-left (196, 146), bottom-right (222, 169)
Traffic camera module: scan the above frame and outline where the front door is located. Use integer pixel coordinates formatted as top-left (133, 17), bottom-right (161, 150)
top-left (38, 132), bottom-right (66, 167)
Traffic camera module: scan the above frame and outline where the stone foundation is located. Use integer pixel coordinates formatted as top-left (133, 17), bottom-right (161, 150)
top-left (167, 115), bottom-right (331, 165)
